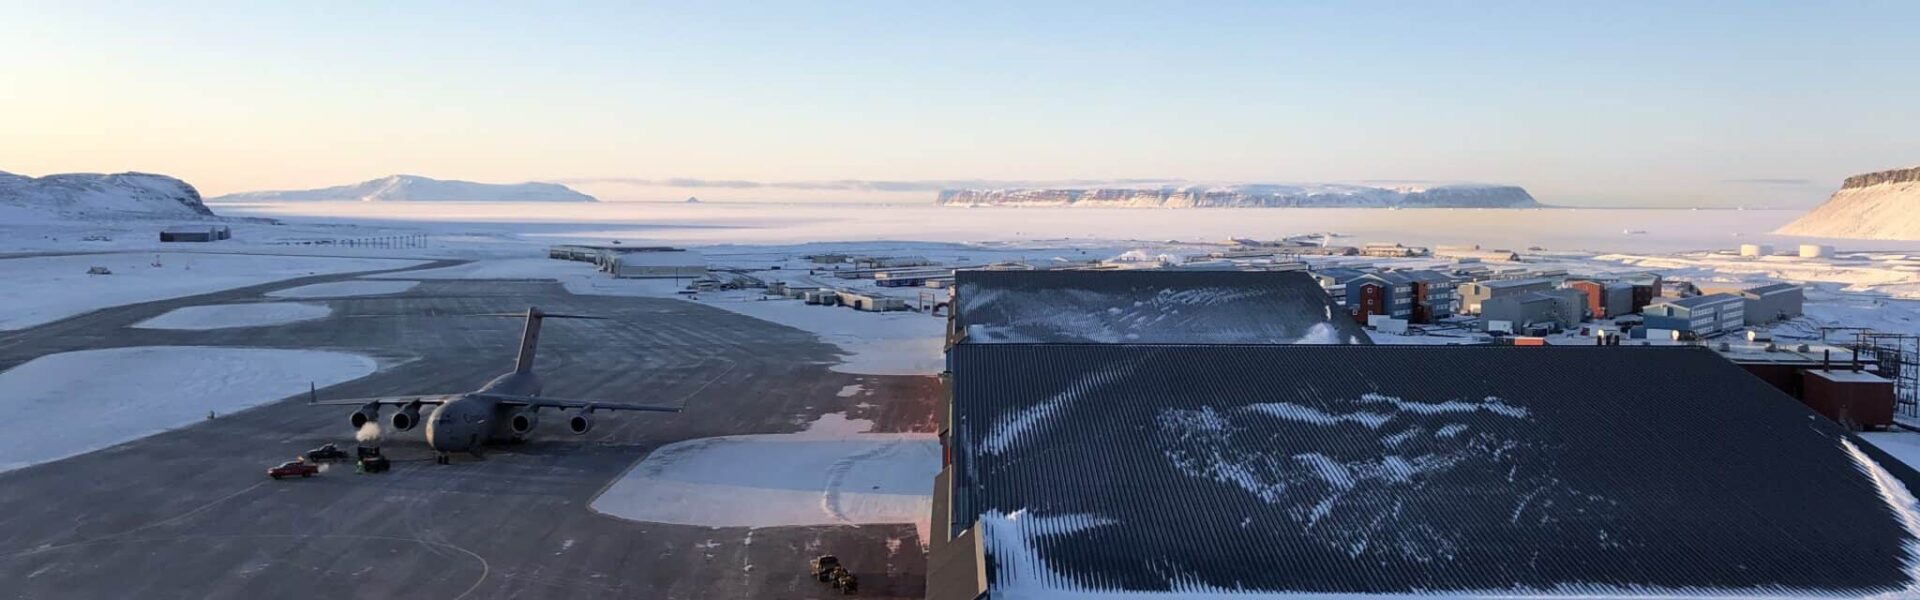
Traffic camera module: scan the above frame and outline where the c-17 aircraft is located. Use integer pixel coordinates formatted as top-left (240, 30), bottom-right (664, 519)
top-left (310, 307), bottom-right (678, 464)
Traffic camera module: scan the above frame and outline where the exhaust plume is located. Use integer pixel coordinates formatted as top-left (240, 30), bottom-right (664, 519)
top-left (356, 421), bottom-right (383, 444)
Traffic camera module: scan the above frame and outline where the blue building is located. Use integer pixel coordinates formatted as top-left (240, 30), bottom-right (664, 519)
top-left (1643, 293), bottom-right (1746, 337)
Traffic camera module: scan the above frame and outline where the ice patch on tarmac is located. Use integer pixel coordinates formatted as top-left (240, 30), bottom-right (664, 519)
top-left (132, 302), bottom-right (332, 330)
top-left (266, 280), bottom-right (420, 299)
top-left (591, 412), bottom-right (938, 541)
top-left (0, 346), bottom-right (377, 474)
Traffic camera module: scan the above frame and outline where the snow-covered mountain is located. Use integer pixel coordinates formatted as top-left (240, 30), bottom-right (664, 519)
top-left (1776, 166), bottom-right (1920, 240)
top-left (211, 175), bottom-right (597, 203)
top-left (0, 171), bottom-right (215, 218)
top-left (936, 183), bottom-right (1542, 208)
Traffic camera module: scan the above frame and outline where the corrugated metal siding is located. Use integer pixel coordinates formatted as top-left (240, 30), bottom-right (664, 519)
top-left (953, 270), bottom-right (1371, 345)
top-left (949, 344), bottom-right (1920, 596)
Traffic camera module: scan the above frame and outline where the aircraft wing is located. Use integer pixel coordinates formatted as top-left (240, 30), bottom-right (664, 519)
top-left (306, 395), bottom-right (456, 407)
top-left (479, 393), bottom-right (681, 413)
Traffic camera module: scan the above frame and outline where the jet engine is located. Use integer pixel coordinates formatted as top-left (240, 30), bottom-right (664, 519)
top-left (390, 403), bottom-right (422, 432)
top-left (568, 412), bottom-right (594, 435)
top-left (510, 409), bottom-right (539, 435)
top-left (350, 403), bottom-right (380, 429)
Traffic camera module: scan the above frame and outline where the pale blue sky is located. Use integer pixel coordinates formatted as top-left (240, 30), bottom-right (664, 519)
top-left (2, 1), bottom-right (1916, 206)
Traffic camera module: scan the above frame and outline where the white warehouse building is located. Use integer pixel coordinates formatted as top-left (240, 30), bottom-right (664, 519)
top-left (606, 249), bottom-right (707, 279)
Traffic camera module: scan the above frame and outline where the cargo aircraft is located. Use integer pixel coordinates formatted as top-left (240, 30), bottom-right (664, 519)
top-left (310, 307), bottom-right (677, 464)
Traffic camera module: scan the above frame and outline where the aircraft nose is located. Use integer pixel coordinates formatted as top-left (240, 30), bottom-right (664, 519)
top-left (427, 426), bottom-right (468, 453)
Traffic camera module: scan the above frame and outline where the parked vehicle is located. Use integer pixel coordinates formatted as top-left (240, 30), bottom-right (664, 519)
top-left (809, 555), bottom-right (840, 582)
top-left (356, 446), bottom-right (390, 473)
top-left (268, 460), bottom-right (320, 479)
top-left (305, 443), bottom-right (349, 462)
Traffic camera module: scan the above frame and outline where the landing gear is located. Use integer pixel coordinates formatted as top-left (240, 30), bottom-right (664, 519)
top-left (435, 453), bottom-right (450, 465)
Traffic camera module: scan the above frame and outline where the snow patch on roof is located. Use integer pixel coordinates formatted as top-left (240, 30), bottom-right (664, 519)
top-left (1154, 393), bottom-right (1575, 563)
top-left (1842, 438), bottom-right (1920, 590)
top-left (983, 360), bottom-right (1139, 456)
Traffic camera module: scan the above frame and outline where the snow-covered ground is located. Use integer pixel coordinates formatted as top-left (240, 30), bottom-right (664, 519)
top-left (215, 201), bottom-right (1915, 254)
top-left (0, 252), bottom-right (423, 331)
top-left (6, 202), bottom-right (1919, 370)
top-left (0, 346), bottom-right (377, 474)
top-left (266, 280), bottom-right (419, 299)
top-left (591, 413), bottom-right (938, 541)
top-left (693, 292), bottom-right (946, 375)
top-left (133, 302), bottom-right (332, 330)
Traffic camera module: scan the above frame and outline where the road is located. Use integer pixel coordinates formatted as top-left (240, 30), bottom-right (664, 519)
top-left (0, 263), bottom-right (941, 599)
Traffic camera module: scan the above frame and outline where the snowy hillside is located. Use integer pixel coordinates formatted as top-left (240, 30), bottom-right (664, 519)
top-left (1777, 166), bottom-right (1920, 240)
top-left (211, 174), bottom-right (597, 203)
top-left (937, 183), bottom-right (1541, 208)
top-left (0, 171), bottom-right (214, 218)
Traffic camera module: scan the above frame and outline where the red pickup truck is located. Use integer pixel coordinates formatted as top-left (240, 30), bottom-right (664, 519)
top-left (268, 460), bottom-right (320, 479)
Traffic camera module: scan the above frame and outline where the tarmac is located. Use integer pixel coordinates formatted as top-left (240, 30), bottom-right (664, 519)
top-left (0, 261), bottom-right (941, 599)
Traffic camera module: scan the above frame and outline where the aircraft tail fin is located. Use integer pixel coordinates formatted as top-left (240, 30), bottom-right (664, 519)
top-left (515, 308), bottom-right (544, 373)
top-left (472, 307), bottom-right (604, 373)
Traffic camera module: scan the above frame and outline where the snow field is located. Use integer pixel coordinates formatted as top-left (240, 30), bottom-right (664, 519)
top-left (0, 346), bottom-right (378, 474)
top-left (0, 252), bottom-right (424, 330)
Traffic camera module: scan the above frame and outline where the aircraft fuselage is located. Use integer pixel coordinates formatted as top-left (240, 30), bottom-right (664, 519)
top-left (423, 371), bottom-right (543, 454)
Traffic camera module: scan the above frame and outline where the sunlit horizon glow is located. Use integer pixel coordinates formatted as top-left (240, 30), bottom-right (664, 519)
top-left (3, 1), bottom-right (1917, 207)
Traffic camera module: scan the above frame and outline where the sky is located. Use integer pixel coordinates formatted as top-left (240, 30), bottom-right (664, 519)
top-left (2, 1), bottom-right (1917, 207)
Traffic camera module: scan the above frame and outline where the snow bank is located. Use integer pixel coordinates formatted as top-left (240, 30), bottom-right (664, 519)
top-left (0, 252), bottom-right (423, 330)
top-left (0, 346), bottom-right (377, 474)
top-left (132, 302), bottom-right (332, 330)
top-left (591, 413), bottom-right (938, 540)
top-left (266, 280), bottom-right (419, 298)
top-left (1841, 438), bottom-right (1920, 588)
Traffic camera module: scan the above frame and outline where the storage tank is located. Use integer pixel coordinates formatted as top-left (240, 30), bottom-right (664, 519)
top-left (1739, 244), bottom-right (1774, 257)
top-left (1799, 244), bottom-right (1834, 259)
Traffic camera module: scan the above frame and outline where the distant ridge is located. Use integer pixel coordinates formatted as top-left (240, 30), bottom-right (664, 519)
top-left (0, 171), bottom-right (215, 217)
top-left (936, 183), bottom-right (1541, 208)
top-left (1776, 165), bottom-right (1920, 240)
top-left (212, 175), bottom-right (597, 203)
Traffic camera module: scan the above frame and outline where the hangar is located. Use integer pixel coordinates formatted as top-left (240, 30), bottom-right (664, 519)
top-left (949, 270), bottom-right (1371, 346)
top-left (930, 344), bottom-right (1920, 599)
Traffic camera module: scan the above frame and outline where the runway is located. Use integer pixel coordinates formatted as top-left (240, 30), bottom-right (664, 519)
top-left (0, 263), bottom-right (940, 599)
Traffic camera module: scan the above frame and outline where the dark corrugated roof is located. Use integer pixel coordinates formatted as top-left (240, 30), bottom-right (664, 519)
top-left (1395, 269), bottom-right (1456, 284)
top-left (953, 270), bottom-right (1371, 345)
top-left (948, 344), bottom-right (1920, 596)
top-left (1477, 277), bottom-right (1556, 289)
top-left (1310, 267), bottom-right (1368, 283)
top-left (1745, 282), bottom-right (1803, 295)
top-left (1658, 293), bottom-right (1743, 309)
top-left (1354, 271), bottom-right (1415, 285)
